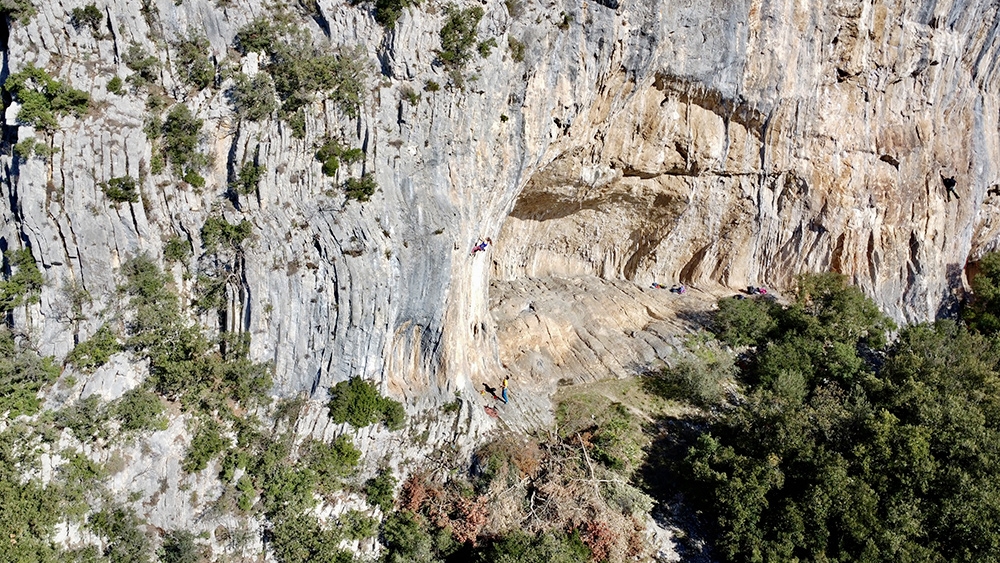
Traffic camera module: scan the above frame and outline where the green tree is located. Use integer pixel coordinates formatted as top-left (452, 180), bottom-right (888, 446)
top-left (438, 4), bottom-right (484, 68)
top-left (364, 467), bottom-right (396, 511)
top-left (964, 251), bottom-right (1000, 334)
top-left (1, 248), bottom-right (44, 312)
top-left (0, 328), bottom-right (59, 418)
top-left (685, 274), bottom-right (1000, 562)
top-left (161, 104), bottom-right (206, 176)
top-left (66, 324), bottom-right (121, 372)
top-left (3, 63), bottom-right (89, 130)
top-left (229, 72), bottom-right (278, 121)
top-left (327, 376), bottom-right (405, 430)
top-left (89, 506), bottom-right (152, 563)
top-left (173, 33), bottom-right (214, 90)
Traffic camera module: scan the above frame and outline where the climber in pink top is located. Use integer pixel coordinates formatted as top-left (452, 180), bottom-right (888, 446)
top-left (470, 237), bottom-right (492, 256)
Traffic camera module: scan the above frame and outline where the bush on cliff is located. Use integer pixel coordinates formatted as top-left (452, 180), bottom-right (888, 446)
top-left (682, 273), bottom-right (1000, 562)
top-left (3, 63), bottom-right (89, 130)
top-left (327, 376), bottom-right (405, 430)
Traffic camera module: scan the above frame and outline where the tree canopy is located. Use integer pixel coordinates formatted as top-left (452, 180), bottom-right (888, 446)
top-left (688, 273), bottom-right (1000, 562)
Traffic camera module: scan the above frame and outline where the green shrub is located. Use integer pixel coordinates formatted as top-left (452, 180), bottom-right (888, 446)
top-left (424, 80), bottom-right (440, 92)
top-left (124, 44), bottom-right (160, 89)
top-left (164, 236), bottom-right (191, 262)
top-left (503, 0), bottom-right (523, 17)
top-left (372, 0), bottom-right (418, 29)
top-left (182, 418), bottom-right (227, 472)
top-left (234, 19), bottom-right (369, 122)
top-left (270, 514), bottom-right (354, 563)
top-left (508, 36), bottom-right (526, 62)
top-left (102, 175), bottom-right (140, 203)
top-left (285, 108), bottom-right (306, 138)
top-left (182, 169), bottom-right (205, 188)
top-left (236, 475), bottom-right (254, 510)
top-left (472, 530), bottom-right (590, 563)
top-left (964, 250), bottom-right (1000, 334)
top-left (233, 17), bottom-right (279, 55)
top-left (0, 0), bottom-right (37, 24)
top-left (55, 395), bottom-right (110, 443)
top-left (217, 332), bottom-right (273, 405)
top-left (70, 3), bottom-right (103, 34)
top-left (107, 75), bottom-right (125, 95)
top-left (231, 161), bottom-right (266, 195)
top-left (712, 296), bottom-right (778, 348)
top-left (0, 328), bottom-right (59, 418)
top-left (339, 509), bottom-right (377, 540)
top-left (477, 37), bottom-right (497, 57)
top-left (66, 324), bottom-right (121, 372)
top-left (201, 216), bottom-right (253, 253)
top-left (12, 138), bottom-right (58, 161)
top-left (271, 44), bottom-right (369, 119)
top-left (162, 104), bottom-right (206, 176)
top-left (557, 11), bottom-right (572, 29)
top-left (327, 376), bottom-right (406, 430)
top-left (343, 173), bottom-right (377, 202)
top-left (160, 530), bottom-right (200, 563)
top-left (438, 4), bottom-right (484, 68)
top-left (381, 511), bottom-right (458, 563)
top-left (229, 72), bottom-right (278, 121)
top-left (400, 84), bottom-right (420, 105)
top-left (644, 354), bottom-right (735, 408)
top-left (364, 468), bottom-right (396, 511)
top-left (1, 248), bottom-right (43, 312)
top-left (3, 63), bottom-right (90, 130)
top-left (112, 387), bottom-right (167, 433)
top-left (303, 435), bottom-right (361, 494)
top-left (89, 506), bottom-right (152, 563)
top-left (315, 138), bottom-right (363, 177)
top-left (173, 33), bottom-right (214, 90)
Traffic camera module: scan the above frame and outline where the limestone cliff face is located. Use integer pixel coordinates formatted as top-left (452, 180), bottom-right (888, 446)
top-left (4, 0), bottom-right (1000, 433)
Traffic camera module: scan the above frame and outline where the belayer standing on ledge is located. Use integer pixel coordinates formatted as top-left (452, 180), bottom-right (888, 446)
top-left (501, 375), bottom-right (510, 404)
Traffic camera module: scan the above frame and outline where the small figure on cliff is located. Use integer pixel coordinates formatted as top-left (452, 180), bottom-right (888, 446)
top-left (941, 174), bottom-right (960, 201)
top-left (670, 285), bottom-right (686, 294)
top-left (651, 282), bottom-right (665, 289)
top-left (470, 237), bottom-right (492, 256)
top-left (501, 375), bottom-right (510, 404)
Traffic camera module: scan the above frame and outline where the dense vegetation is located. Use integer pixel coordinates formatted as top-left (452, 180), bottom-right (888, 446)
top-left (328, 376), bottom-right (406, 430)
top-left (679, 272), bottom-right (1000, 562)
top-left (1, 248), bottom-right (43, 313)
top-left (0, 0), bottom-right (36, 23)
top-left (70, 3), bottom-right (102, 35)
top-left (3, 63), bottom-right (90, 130)
top-left (101, 175), bottom-right (140, 204)
top-left (233, 17), bottom-right (368, 136)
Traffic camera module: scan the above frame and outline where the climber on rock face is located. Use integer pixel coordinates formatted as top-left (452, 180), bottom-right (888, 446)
top-left (470, 237), bottom-right (491, 256)
top-left (942, 174), bottom-right (959, 201)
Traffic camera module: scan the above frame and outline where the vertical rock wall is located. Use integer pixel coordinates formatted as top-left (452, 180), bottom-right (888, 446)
top-left (2, 0), bottom-right (1000, 414)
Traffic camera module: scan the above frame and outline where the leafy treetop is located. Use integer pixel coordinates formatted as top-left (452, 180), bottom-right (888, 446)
top-left (3, 64), bottom-right (89, 130)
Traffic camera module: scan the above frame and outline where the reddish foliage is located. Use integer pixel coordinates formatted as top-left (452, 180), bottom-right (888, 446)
top-left (449, 495), bottom-right (490, 545)
top-left (582, 520), bottom-right (617, 562)
top-left (400, 473), bottom-right (439, 513)
top-left (626, 518), bottom-right (646, 557)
